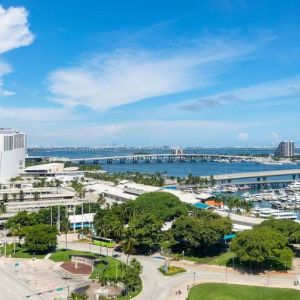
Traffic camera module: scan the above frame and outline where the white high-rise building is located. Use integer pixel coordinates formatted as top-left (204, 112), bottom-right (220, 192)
top-left (0, 128), bottom-right (27, 183)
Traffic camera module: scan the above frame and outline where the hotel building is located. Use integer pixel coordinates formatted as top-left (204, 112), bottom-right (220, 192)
top-left (0, 128), bottom-right (27, 182)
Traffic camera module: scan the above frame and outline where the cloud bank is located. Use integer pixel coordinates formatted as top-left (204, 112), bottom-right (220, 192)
top-left (48, 39), bottom-right (253, 111)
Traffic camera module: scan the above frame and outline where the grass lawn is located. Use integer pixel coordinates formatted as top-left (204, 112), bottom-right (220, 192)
top-left (0, 244), bottom-right (45, 259)
top-left (175, 251), bottom-right (236, 266)
top-left (188, 283), bottom-right (300, 300)
top-left (90, 256), bottom-right (123, 280)
top-left (50, 249), bottom-right (99, 262)
top-left (158, 265), bottom-right (186, 276)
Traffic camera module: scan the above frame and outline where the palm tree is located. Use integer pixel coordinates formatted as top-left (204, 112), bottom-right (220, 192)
top-left (2, 193), bottom-right (8, 203)
top-left (226, 197), bottom-right (236, 216)
top-left (33, 191), bottom-right (40, 201)
top-left (97, 193), bottom-right (106, 206)
top-left (0, 201), bottom-right (6, 214)
top-left (123, 233), bottom-right (136, 267)
top-left (18, 190), bottom-right (24, 202)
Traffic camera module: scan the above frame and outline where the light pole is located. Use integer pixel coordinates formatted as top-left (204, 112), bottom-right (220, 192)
top-left (225, 265), bottom-right (228, 283)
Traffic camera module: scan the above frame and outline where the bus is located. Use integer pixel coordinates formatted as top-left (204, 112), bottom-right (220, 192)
top-left (92, 236), bottom-right (116, 248)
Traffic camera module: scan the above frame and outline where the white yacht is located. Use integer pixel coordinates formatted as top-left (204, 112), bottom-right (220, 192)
top-left (258, 209), bottom-right (297, 220)
top-left (289, 181), bottom-right (300, 192)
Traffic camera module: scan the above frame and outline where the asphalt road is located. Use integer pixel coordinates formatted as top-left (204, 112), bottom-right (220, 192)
top-left (0, 264), bottom-right (44, 300)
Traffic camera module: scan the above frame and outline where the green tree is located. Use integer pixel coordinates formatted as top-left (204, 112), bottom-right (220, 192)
top-left (171, 214), bottom-right (231, 255)
top-left (0, 201), bottom-right (6, 214)
top-left (122, 258), bottom-right (142, 294)
top-left (25, 224), bottom-right (58, 254)
top-left (127, 213), bottom-right (162, 254)
top-left (2, 193), bottom-right (8, 202)
top-left (18, 190), bottom-right (25, 202)
top-left (256, 219), bottom-right (300, 244)
top-left (127, 192), bottom-right (188, 222)
top-left (33, 191), bottom-right (40, 201)
top-left (70, 292), bottom-right (88, 300)
top-left (231, 227), bottom-right (293, 270)
top-left (97, 193), bottom-right (106, 206)
top-left (123, 232), bottom-right (136, 266)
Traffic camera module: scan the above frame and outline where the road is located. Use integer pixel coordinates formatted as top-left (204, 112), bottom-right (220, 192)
top-left (58, 240), bottom-right (300, 300)
top-left (0, 262), bottom-right (44, 300)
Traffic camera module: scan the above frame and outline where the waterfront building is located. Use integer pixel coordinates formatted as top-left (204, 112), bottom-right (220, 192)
top-left (0, 128), bottom-right (27, 183)
top-left (274, 141), bottom-right (295, 157)
top-left (25, 163), bottom-right (85, 181)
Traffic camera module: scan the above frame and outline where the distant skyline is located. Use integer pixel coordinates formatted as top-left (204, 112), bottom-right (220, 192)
top-left (0, 0), bottom-right (299, 146)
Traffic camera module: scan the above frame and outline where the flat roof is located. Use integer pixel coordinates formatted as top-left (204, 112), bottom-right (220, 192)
top-left (69, 213), bottom-right (95, 224)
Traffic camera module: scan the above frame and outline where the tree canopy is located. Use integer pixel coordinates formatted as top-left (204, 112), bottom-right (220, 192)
top-left (171, 212), bottom-right (232, 255)
top-left (127, 192), bottom-right (188, 222)
top-left (231, 226), bottom-right (293, 269)
top-left (25, 224), bottom-right (58, 253)
top-left (255, 219), bottom-right (300, 244)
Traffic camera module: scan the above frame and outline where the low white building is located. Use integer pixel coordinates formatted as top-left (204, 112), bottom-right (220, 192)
top-left (25, 163), bottom-right (84, 181)
top-left (0, 128), bottom-right (27, 183)
top-left (68, 213), bottom-right (95, 230)
top-left (87, 181), bottom-right (161, 203)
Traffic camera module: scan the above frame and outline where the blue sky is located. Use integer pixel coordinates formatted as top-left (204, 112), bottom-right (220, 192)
top-left (0, 0), bottom-right (299, 147)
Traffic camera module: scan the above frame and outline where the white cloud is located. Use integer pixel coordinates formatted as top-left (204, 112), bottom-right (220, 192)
top-left (237, 132), bottom-right (249, 141)
top-left (177, 76), bottom-right (300, 110)
top-left (48, 39), bottom-right (253, 111)
top-left (0, 5), bottom-right (34, 54)
top-left (176, 76), bottom-right (300, 112)
top-left (0, 5), bottom-right (34, 96)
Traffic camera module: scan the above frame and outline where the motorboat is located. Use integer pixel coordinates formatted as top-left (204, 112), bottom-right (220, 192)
top-left (270, 201), bottom-right (284, 210)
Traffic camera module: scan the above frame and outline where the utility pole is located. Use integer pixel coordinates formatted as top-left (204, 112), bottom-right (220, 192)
top-left (81, 202), bottom-right (84, 231)
top-left (65, 205), bottom-right (68, 250)
top-left (73, 204), bottom-right (76, 233)
top-left (57, 205), bottom-right (60, 233)
top-left (50, 206), bottom-right (53, 226)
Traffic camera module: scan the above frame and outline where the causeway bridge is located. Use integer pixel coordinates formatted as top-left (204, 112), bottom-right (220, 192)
top-left (208, 169), bottom-right (300, 184)
top-left (69, 153), bottom-right (258, 164)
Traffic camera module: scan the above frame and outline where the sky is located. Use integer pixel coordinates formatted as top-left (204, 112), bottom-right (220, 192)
top-left (0, 0), bottom-right (299, 147)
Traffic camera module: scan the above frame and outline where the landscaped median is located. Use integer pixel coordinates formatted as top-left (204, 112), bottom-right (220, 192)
top-left (158, 265), bottom-right (186, 276)
top-left (187, 283), bottom-right (300, 300)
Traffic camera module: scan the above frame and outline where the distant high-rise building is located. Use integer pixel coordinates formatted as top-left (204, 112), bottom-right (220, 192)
top-left (274, 141), bottom-right (295, 157)
top-left (0, 128), bottom-right (27, 182)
